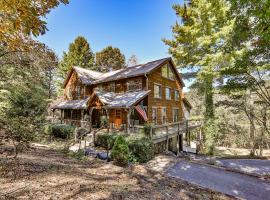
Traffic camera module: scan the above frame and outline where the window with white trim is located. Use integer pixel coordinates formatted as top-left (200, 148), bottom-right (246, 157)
top-left (173, 108), bottom-right (179, 122)
top-left (152, 107), bottom-right (158, 124)
top-left (166, 87), bottom-right (171, 100)
top-left (154, 84), bottom-right (162, 99)
top-left (175, 90), bottom-right (180, 101)
top-left (76, 86), bottom-right (81, 98)
top-left (161, 107), bottom-right (166, 124)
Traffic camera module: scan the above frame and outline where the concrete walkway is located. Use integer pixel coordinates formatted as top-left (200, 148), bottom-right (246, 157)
top-left (167, 160), bottom-right (270, 200)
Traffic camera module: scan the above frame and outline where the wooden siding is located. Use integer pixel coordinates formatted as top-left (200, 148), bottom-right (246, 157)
top-left (147, 61), bottom-right (184, 124)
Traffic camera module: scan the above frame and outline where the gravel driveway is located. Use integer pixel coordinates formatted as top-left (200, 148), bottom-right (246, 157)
top-left (167, 160), bottom-right (270, 200)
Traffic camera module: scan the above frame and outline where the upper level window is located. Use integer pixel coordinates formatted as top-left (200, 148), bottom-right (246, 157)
top-left (103, 82), bottom-right (115, 92)
top-left (154, 84), bottom-right (162, 99)
top-left (76, 86), bottom-right (81, 98)
top-left (175, 90), bottom-right (180, 101)
top-left (166, 87), bottom-right (171, 100)
top-left (162, 64), bottom-right (175, 80)
top-left (127, 79), bottom-right (142, 91)
top-left (67, 86), bottom-right (72, 99)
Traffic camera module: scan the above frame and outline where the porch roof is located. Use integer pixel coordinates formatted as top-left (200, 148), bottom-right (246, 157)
top-left (51, 97), bottom-right (90, 110)
top-left (96, 90), bottom-right (150, 109)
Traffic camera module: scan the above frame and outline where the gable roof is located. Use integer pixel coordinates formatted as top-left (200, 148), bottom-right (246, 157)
top-left (63, 57), bottom-right (185, 88)
top-left (51, 97), bottom-right (90, 110)
top-left (96, 90), bottom-right (150, 109)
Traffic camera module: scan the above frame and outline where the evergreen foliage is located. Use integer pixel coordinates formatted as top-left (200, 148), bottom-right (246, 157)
top-left (111, 135), bottom-right (129, 166)
top-left (58, 36), bottom-right (95, 80)
top-left (95, 46), bottom-right (126, 72)
top-left (128, 138), bottom-right (154, 163)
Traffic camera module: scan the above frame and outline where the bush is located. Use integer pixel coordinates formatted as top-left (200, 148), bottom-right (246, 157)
top-left (143, 123), bottom-right (155, 138)
top-left (50, 124), bottom-right (75, 139)
top-left (43, 124), bottom-right (53, 135)
top-left (128, 138), bottom-right (154, 163)
top-left (203, 119), bottom-right (219, 155)
top-left (111, 135), bottom-right (129, 166)
top-left (96, 133), bottom-right (118, 149)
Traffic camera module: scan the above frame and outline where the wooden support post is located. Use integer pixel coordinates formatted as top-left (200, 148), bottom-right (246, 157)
top-left (52, 109), bottom-right (55, 123)
top-left (89, 108), bottom-right (93, 132)
top-left (60, 110), bottom-right (63, 124)
top-left (127, 108), bottom-right (131, 134)
top-left (166, 126), bottom-right (169, 152)
top-left (105, 108), bottom-right (109, 133)
top-left (70, 110), bottom-right (73, 125)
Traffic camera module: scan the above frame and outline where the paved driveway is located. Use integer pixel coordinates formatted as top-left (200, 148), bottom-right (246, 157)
top-left (216, 159), bottom-right (270, 176)
top-left (167, 160), bottom-right (270, 200)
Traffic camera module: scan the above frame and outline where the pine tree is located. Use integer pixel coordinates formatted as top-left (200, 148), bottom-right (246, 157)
top-left (127, 54), bottom-right (139, 67)
top-left (164, 0), bottom-right (234, 120)
top-left (95, 46), bottom-right (126, 72)
top-left (164, 0), bottom-right (234, 154)
top-left (58, 36), bottom-right (95, 80)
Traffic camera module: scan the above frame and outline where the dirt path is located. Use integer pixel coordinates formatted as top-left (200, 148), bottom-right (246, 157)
top-left (0, 145), bottom-right (232, 200)
top-left (167, 160), bottom-right (270, 200)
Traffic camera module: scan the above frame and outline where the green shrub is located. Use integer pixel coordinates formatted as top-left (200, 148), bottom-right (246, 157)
top-left (143, 123), bottom-right (155, 138)
top-left (96, 133), bottom-right (118, 149)
top-left (43, 124), bottom-right (52, 135)
top-left (128, 138), bottom-right (154, 163)
top-left (51, 124), bottom-right (75, 139)
top-left (70, 149), bottom-right (86, 160)
top-left (111, 135), bottom-right (129, 166)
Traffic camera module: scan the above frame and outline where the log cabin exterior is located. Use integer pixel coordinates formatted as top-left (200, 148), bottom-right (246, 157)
top-left (51, 57), bottom-right (190, 133)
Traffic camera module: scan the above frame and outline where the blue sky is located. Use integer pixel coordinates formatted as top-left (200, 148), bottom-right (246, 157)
top-left (37, 0), bottom-right (183, 63)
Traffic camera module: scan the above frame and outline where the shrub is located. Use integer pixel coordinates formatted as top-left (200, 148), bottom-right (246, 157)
top-left (203, 119), bottom-right (219, 155)
top-left (143, 123), bottom-right (155, 139)
top-left (96, 133), bottom-right (118, 149)
top-left (51, 124), bottom-right (75, 139)
top-left (128, 138), bottom-right (154, 163)
top-left (43, 124), bottom-right (52, 135)
top-left (111, 135), bottom-right (129, 166)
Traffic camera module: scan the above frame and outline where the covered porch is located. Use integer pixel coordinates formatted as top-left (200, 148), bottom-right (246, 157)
top-left (51, 90), bottom-right (150, 133)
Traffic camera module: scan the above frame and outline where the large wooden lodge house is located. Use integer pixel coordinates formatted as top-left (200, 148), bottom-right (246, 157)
top-left (51, 57), bottom-right (192, 133)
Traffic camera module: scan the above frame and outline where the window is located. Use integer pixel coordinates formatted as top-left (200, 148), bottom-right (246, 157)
top-left (152, 107), bottom-right (158, 124)
top-left (154, 84), bottom-right (162, 99)
top-left (127, 79), bottom-right (142, 91)
top-left (161, 107), bottom-right (166, 124)
top-left (76, 86), bottom-right (81, 98)
top-left (173, 108), bottom-right (179, 122)
top-left (162, 64), bottom-right (175, 80)
top-left (67, 86), bottom-right (72, 99)
top-left (175, 90), bottom-right (180, 101)
top-left (116, 109), bottom-right (121, 119)
top-left (166, 87), bottom-right (171, 100)
top-left (103, 82), bottom-right (115, 92)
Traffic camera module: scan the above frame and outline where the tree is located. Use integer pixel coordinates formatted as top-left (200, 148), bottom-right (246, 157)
top-left (0, 0), bottom-right (68, 51)
top-left (164, 0), bottom-right (234, 154)
top-left (95, 46), bottom-right (126, 72)
top-left (220, 0), bottom-right (270, 156)
top-left (127, 54), bottom-right (139, 67)
top-left (58, 36), bottom-right (95, 80)
top-left (111, 135), bottom-right (129, 166)
top-left (164, 0), bottom-right (233, 119)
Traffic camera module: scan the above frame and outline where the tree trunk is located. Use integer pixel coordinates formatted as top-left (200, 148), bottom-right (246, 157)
top-left (204, 76), bottom-right (214, 120)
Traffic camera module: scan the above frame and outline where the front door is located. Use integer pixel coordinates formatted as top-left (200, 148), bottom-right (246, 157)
top-left (115, 109), bottom-right (122, 128)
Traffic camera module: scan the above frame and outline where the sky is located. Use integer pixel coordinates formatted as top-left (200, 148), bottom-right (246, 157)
top-left (37, 0), bottom-right (184, 64)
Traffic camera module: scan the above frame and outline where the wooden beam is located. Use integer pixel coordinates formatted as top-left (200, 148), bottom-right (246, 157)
top-left (89, 108), bottom-right (93, 132)
top-left (105, 108), bottom-right (109, 133)
top-left (166, 126), bottom-right (169, 151)
top-left (127, 108), bottom-right (131, 134)
top-left (60, 110), bottom-right (63, 124)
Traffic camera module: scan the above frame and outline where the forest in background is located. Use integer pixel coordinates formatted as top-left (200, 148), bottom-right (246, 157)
top-left (0, 0), bottom-right (269, 157)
